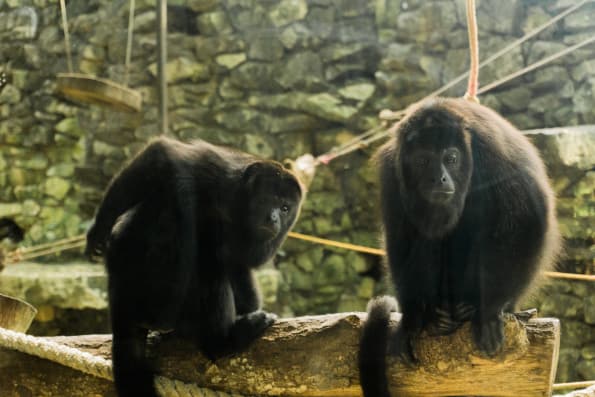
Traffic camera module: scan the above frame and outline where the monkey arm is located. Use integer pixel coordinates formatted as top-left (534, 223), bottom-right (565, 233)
top-left (86, 140), bottom-right (177, 258)
top-left (230, 267), bottom-right (262, 315)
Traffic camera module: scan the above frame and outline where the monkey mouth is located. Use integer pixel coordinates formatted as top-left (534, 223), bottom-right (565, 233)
top-left (425, 190), bottom-right (455, 203)
top-left (256, 226), bottom-right (278, 239)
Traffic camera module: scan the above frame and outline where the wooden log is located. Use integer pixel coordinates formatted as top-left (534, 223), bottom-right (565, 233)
top-left (0, 313), bottom-right (559, 397)
top-left (0, 293), bottom-right (37, 332)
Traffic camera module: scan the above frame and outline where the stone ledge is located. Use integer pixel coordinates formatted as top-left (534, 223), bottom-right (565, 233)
top-left (0, 262), bottom-right (107, 310)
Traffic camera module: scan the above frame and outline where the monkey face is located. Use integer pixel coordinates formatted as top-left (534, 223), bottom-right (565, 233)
top-left (394, 107), bottom-right (473, 239)
top-left (239, 161), bottom-right (303, 243)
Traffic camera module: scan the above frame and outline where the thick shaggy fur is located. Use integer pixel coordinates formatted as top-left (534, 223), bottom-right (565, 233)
top-left (359, 98), bottom-right (560, 397)
top-left (86, 137), bottom-right (303, 397)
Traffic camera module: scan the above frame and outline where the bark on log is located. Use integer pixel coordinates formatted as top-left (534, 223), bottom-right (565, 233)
top-left (0, 313), bottom-right (559, 397)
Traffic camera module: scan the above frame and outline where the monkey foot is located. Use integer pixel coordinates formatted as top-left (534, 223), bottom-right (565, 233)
top-left (472, 315), bottom-right (504, 356)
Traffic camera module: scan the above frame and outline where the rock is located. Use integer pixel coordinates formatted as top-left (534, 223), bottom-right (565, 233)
top-left (577, 358), bottom-right (595, 380)
top-left (356, 277), bottom-right (375, 299)
top-left (248, 33), bottom-right (284, 61)
top-left (306, 6), bottom-right (334, 40)
top-left (148, 57), bottom-right (210, 83)
top-left (194, 35), bottom-right (246, 60)
top-left (269, 0), bottom-right (308, 28)
top-left (229, 62), bottom-right (280, 90)
top-left (55, 117), bottom-right (84, 137)
top-left (228, 5), bottom-right (269, 31)
top-left (22, 199), bottom-right (40, 217)
top-left (540, 293), bottom-right (584, 319)
top-left (560, 321), bottom-right (595, 348)
top-left (44, 177), bottom-right (71, 200)
top-left (314, 254), bottom-right (347, 286)
top-left (93, 141), bottom-right (125, 159)
top-left (243, 134), bottom-right (275, 158)
top-left (338, 83), bottom-right (375, 102)
top-left (586, 295), bottom-right (595, 325)
top-left (301, 93), bottom-right (358, 122)
top-left (565, 5), bottom-right (595, 31)
top-left (556, 348), bottom-right (581, 382)
top-left (477, 0), bottom-right (519, 34)
top-left (47, 163), bottom-right (75, 178)
top-left (215, 53), bottom-right (246, 69)
top-left (497, 87), bottom-right (532, 111)
top-left (133, 10), bottom-right (157, 32)
top-left (0, 84), bottom-right (21, 104)
top-left (0, 263), bottom-right (108, 310)
top-left (573, 79), bottom-right (595, 123)
top-left (335, 16), bottom-right (376, 44)
top-left (195, 10), bottom-right (233, 35)
top-left (571, 59), bottom-right (595, 82)
top-left (0, 203), bottom-right (23, 218)
top-left (188, 0), bottom-right (219, 12)
top-left (255, 268), bottom-right (280, 306)
top-left (276, 51), bottom-right (324, 89)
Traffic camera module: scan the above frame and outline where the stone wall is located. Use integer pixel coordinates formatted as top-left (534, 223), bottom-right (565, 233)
top-left (0, 0), bottom-right (594, 382)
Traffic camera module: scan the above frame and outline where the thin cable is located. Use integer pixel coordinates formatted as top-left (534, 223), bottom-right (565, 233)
top-left (58, 0), bottom-right (73, 73)
top-left (429, 0), bottom-right (592, 99)
top-left (315, 0), bottom-right (592, 163)
top-left (464, 0), bottom-right (480, 102)
top-left (478, 34), bottom-right (595, 94)
top-left (123, 0), bottom-right (136, 86)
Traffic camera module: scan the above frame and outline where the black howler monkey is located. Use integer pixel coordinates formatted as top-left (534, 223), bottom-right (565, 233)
top-left (86, 136), bottom-right (303, 397)
top-left (359, 98), bottom-right (560, 397)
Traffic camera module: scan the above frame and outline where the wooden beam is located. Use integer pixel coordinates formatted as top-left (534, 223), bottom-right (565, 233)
top-left (0, 313), bottom-right (559, 397)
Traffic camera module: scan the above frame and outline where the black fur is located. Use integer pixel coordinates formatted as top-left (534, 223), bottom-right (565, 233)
top-left (359, 98), bottom-right (560, 397)
top-left (86, 136), bottom-right (303, 397)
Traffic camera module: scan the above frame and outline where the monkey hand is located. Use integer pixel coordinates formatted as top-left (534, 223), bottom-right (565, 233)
top-left (430, 302), bottom-right (476, 336)
top-left (472, 314), bottom-right (504, 356)
top-left (85, 222), bottom-right (107, 262)
top-left (388, 325), bottom-right (417, 365)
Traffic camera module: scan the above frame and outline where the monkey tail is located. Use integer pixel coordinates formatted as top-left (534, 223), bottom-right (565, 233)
top-left (359, 295), bottom-right (398, 397)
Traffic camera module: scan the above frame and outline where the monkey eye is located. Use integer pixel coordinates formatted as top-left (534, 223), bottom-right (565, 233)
top-left (445, 154), bottom-right (458, 164)
top-left (281, 204), bottom-right (290, 213)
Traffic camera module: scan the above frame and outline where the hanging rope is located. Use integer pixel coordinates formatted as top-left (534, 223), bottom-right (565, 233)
top-left (464, 0), bottom-right (480, 103)
top-left (123, 0), bottom-right (136, 86)
top-left (0, 326), bottom-right (243, 397)
top-left (58, 0), bottom-right (73, 73)
top-left (316, 0), bottom-right (594, 164)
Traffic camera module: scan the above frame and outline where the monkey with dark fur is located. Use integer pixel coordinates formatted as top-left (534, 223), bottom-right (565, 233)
top-left (359, 97), bottom-right (560, 397)
top-left (86, 136), bottom-right (303, 397)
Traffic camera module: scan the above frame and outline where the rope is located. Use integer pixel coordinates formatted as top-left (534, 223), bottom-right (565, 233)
top-left (123, 0), bottom-right (136, 86)
top-left (554, 381), bottom-right (595, 391)
top-left (464, 0), bottom-right (480, 103)
top-left (554, 385), bottom-right (595, 397)
top-left (287, 231), bottom-right (385, 256)
top-left (428, 0), bottom-right (592, 99)
top-left (58, 0), bottom-right (73, 73)
top-left (3, 232), bottom-right (594, 282)
top-left (0, 326), bottom-right (241, 397)
top-left (478, 34), bottom-right (595, 94)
